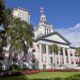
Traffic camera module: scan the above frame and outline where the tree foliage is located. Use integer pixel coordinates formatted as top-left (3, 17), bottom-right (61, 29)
top-left (0, 0), bottom-right (8, 54)
top-left (6, 15), bottom-right (34, 53)
top-left (0, 0), bottom-right (34, 55)
top-left (76, 47), bottom-right (80, 56)
top-left (52, 44), bottom-right (59, 67)
top-left (52, 44), bottom-right (59, 53)
top-left (0, 8), bottom-right (13, 54)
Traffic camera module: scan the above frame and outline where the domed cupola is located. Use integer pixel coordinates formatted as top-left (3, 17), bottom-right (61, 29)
top-left (40, 14), bottom-right (46, 22)
top-left (34, 7), bottom-right (54, 39)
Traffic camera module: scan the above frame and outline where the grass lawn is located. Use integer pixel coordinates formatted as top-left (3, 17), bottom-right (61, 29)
top-left (0, 72), bottom-right (80, 80)
top-left (27, 72), bottom-right (80, 79)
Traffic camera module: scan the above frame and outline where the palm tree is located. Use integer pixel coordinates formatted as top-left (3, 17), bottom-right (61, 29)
top-left (76, 47), bottom-right (80, 56)
top-left (6, 18), bottom-right (34, 52)
top-left (0, 0), bottom-right (34, 72)
top-left (76, 47), bottom-right (80, 66)
top-left (52, 44), bottom-right (59, 68)
top-left (3, 9), bottom-right (34, 69)
top-left (0, 0), bottom-right (34, 56)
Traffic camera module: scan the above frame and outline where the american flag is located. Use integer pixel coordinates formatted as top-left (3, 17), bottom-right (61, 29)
top-left (40, 7), bottom-right (44, 13)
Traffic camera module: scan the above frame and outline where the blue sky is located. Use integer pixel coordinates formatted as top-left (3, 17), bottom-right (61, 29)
top-left (5, 0), bottom-right (80, 47)
top-left (5, 0), bottom-right (80, 28)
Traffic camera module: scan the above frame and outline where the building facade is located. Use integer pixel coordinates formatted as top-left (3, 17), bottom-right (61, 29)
top-left (0, 8), bottom-right (80, 70)
top-left (12, 8), bottom-right (30, 23)
top-left (33, 9), bottom-right (80, 69)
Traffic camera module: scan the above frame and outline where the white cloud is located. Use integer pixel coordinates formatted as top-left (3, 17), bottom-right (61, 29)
top-left (56, 23), bottom-right (80, 47)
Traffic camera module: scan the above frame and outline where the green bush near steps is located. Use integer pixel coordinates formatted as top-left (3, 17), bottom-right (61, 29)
top-left (0, 67), bottom-right (2, 71)
top-left (8, 64), bottom-right (22, 71)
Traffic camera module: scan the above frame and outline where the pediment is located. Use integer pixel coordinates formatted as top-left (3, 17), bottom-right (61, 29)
top-left (42, 32), bottom-right (70, 44)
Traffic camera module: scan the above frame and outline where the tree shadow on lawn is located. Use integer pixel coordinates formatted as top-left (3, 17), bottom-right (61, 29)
top-left (0, 75), bottom-right (80, 80)
top-left (0, 73), bottom-right (80, 80)
top-left (0, 75), bottom-right (28, 80)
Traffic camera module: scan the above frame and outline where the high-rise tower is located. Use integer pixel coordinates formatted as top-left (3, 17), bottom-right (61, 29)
top-left (12, 8), bottom-right (30, 23)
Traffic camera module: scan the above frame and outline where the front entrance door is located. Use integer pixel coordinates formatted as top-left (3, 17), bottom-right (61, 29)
top-left (43, 65), bottom-right (46, 69)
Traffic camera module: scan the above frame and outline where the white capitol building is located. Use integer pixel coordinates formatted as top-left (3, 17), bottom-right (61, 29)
top-left (0, 8), bottom-right (80, 70)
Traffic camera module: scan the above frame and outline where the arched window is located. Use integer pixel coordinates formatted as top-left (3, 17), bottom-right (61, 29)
top-left (45, 28), bottom-right (46, 34)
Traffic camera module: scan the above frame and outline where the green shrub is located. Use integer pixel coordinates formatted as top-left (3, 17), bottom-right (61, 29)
top-left (9, 64), bottom-right (21, 71)
top-left (22, 64), bottom-right (29, 70)
top-left (0, 67), bottom-right (2, 71)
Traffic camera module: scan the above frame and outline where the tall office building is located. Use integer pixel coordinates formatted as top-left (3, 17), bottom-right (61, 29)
top-left (12, 8), bottom-right (30, 23)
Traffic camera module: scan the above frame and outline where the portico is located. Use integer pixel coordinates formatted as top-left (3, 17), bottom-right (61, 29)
top-left (34, 39), bottom-right (76, 69)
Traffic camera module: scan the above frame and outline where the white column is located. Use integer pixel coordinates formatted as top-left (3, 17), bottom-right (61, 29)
top-left (63, 48), bottom-right (66, 65)
top-left (58, 48), bottom-right (61, 66)
top-left (73, 51), bottom-right (76, 67)
top-left (46, 44), bottom-right (49, 69)
top-left (68, 49), bottom-right (71, 65)
top-left (39, 44), bottom-right (43, 69)
top-left (55, 54), bottom-right (57, 66)
top-left (52, 51), bottom-right (55, 68)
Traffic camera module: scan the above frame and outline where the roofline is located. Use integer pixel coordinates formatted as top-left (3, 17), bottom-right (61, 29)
top-left (34, 38), bottom-right (70, 45)
top-left (34, 31), bottom-right (71, 44)
top-left (70, 46), bottom-right (77, 49)
top-left (13, 7), bottom-right (29, 12)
